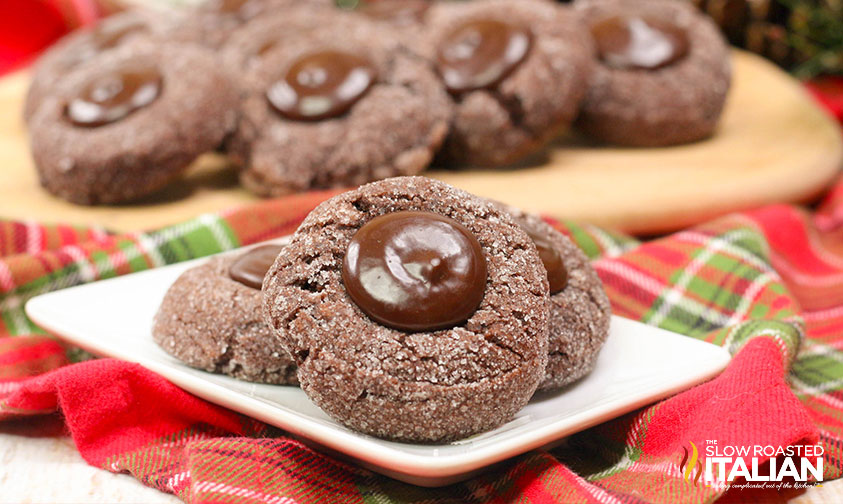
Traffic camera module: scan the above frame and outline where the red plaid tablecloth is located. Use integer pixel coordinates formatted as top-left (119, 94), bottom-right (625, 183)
top-left (4, 178), bottom-right (843, 503)
top-left (3, 2), bottom-right (843, 502)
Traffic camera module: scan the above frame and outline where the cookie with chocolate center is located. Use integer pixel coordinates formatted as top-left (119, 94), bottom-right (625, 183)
top-left (574, 0), bottom-right (731, 146)
top-left (28, 41), bottom-right (239, 205)
top-left (227, 11), bottom-right (452, 197)
top-left (423, 0), bottom-right (594, 167)
top-left (24, 9), bottom-right (182, 121)
top-left (153, 245), bottom-right (298, 385)
top-left (262, 177), bottom-right (550, 442)
top-left (501, 204), bottom-right (611, 390)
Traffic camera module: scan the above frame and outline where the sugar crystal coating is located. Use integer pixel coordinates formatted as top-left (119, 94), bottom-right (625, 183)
top-left (28, 41), bottom-right (240, 205)
top-left (500, 203), bottom-right (611, 390)
top-left (262, 177), bottom-right (551, 442)
top-left (154, 253), bottom-right (298, 385)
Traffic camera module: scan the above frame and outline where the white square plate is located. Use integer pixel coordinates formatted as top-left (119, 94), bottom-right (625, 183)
top-left (26, 240), bottom-right (731, 487)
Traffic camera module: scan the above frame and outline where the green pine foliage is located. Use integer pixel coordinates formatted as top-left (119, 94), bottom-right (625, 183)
top-left (779, 0), bottom-right (843, 78)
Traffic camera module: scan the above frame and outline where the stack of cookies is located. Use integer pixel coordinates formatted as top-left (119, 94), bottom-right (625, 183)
top-left (153, 176), bottom-right (611, 442)
top-left (25, 0), bottom-right (731, 205)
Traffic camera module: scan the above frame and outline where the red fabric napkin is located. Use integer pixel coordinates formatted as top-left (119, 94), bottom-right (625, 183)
top-left (0, 334), bottom-right (819, 503)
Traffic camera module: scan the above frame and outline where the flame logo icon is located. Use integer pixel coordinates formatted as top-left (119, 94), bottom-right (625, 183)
top-left (680, 441), bottom-right (703, 486)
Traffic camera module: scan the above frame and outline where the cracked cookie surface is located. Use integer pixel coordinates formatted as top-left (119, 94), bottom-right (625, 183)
top-left (153, 253), bottom-right (298, 385)
top-left (227, 11), bottom-right (452, 197)
top-left (262, 177), bottom-right (550, 442)
top-left (424, 0), bottom-right (594, 167)
top-left (502, 205), bottom-right (611, 390)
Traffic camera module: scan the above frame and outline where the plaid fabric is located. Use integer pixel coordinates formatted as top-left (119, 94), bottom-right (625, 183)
top-left (1, 176), bottom-right (843, 502)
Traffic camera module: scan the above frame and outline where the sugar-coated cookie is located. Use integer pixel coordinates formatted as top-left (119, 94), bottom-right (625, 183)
top-left (24, 9), bottom-right (182, 121)
top-left (175, 0), bottom-right (333, 49)
top-left (424, 0), bottom-right (594, 167)
top-left (574, 0), bottom-right (731, 146)
top-left (28, 41), bottom-right (239, 205)
top-left (262, 177), bottom-right (550, 442)
top-left (228, 11), bottom-right (451, 197)
top-left (501, 204), bottom-right (611, 390)
top-left (154, 245), bottom-right (298, 385)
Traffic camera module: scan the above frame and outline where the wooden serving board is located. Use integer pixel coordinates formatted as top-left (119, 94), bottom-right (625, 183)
top-left (1, 50), bottom-right (840, 234)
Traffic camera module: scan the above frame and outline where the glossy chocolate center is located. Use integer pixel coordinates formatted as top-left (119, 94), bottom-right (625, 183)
top-left (229, 244), bottom-right (285, 289)
top-left (360, 0), bottom-right (430, 25)
top-left (436, 19), bottom-right (532, 93)
top-left (266, 50), bottom-right (377, 121)
top-left (65, 65), bottom-right (162, 127)
top-left (518, 221), bottom-right (567, 294)
top-left (591, 16), bottom-right (689, 70)
top-left (342, 211), bottom-right (487, 332)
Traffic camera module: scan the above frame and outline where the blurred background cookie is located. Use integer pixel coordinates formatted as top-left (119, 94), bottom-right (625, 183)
top-left (24, 8), bottom-right (182, 121)
top-left (28, 41), bottom-right (239, 204)
top-left (228, 11), bottom-right (451, 197)
top-left (262, 177), bottom-right (550, 442)
top-left (352, 0), bottom-right (431, 26)
top-left (153, 245), bottom-right (298, 385)
top-left (574, 0), bottom-right (732, 146)
top-left (424, 0), bottom-right (594, 167)
top-left (173, 0), bottom-right (333, 49)
top-left (220, 3), bottom-right (335, 72)
top-left (345, 0), bottom-right (432, 50)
